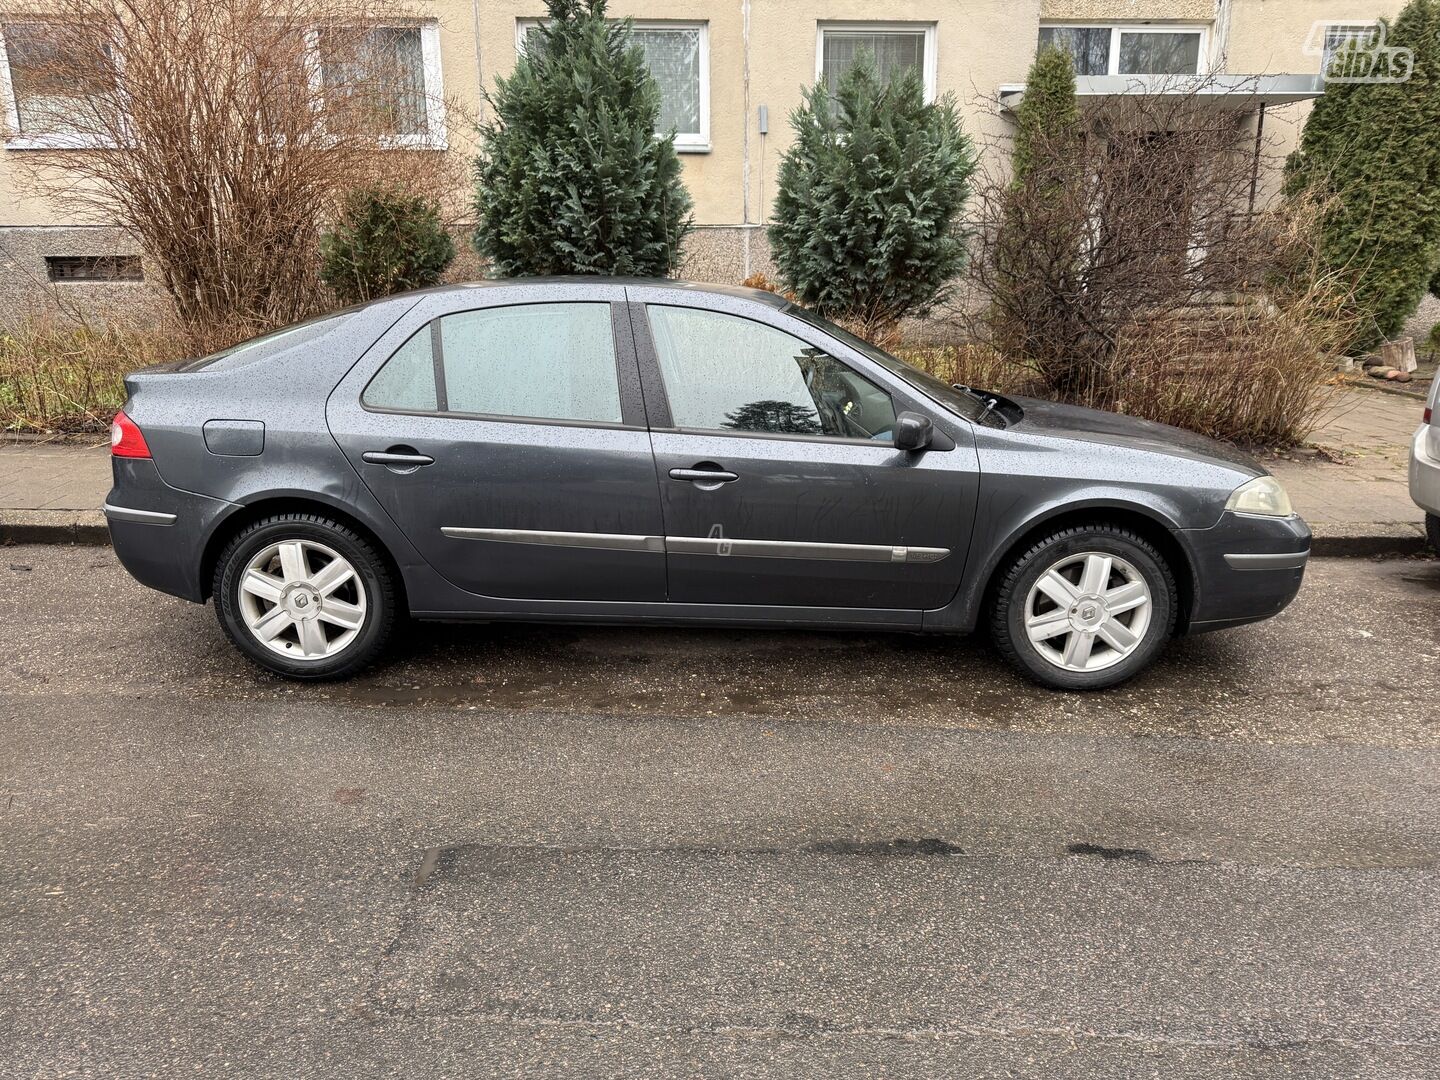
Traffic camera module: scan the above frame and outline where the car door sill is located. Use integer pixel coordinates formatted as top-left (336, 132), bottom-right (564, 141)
top-left (409, 599), bottom-right (924, 630)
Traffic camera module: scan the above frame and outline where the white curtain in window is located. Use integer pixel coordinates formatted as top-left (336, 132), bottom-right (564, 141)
top-left (320, 26), bottom-right (427, 137)
top-left (633, 28), bottom-right (701, 136)
top-left (822, 31), bottom-right (925, 95)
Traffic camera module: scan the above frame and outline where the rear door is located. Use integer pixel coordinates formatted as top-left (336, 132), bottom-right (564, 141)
top-left (627, 287), bottom-right (980, 611)
top-left (326, 285), bottom-right (667, 602)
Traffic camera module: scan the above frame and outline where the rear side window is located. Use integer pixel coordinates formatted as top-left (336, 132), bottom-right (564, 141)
top-left (363, 303), bottom-right (623, 424)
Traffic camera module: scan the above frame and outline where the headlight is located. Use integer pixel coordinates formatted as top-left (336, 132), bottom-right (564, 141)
top-left (1226, 475), bottom-right (1293, 517)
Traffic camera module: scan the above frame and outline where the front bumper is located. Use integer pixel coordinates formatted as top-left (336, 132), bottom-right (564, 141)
top-left (106, 458), bottom-right (236, 602)
top-left (1179, 511), bottom-right (1311, 633)
top-left (1410, 423), bottom-right (1440, 517)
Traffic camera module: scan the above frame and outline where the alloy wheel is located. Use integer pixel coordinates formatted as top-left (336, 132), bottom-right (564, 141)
top-left (1023, 551), bottom-right (1153, 673)
top-left (236, 539), bottom-right (367, 661)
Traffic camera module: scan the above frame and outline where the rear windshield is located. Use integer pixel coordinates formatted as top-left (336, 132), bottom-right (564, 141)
top-left (180, 313), bottom-right (350, 372)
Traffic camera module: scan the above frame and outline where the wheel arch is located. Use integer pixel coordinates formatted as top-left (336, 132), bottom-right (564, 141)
top-left (199, 494), bottom-right (409, 613)
top-left (978, 503), bottom-right (1197, 633)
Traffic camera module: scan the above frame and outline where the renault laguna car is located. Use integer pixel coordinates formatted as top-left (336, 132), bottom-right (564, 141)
top-left (104, 279), bottom-right (1310, 689)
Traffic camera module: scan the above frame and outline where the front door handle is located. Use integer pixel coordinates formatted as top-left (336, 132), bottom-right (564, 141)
top-left (669, 467), bottom-right (738, 484)
top-left (363, 449), bottom-right (435, 469)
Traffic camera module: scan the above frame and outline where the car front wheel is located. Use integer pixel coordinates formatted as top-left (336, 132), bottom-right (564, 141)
top-left (990, 524), bottom-right (1177, 691)
top-left (213, 513), bottom-right (396, 680)
top-left (1428, 513), bottom-right (1439, 553)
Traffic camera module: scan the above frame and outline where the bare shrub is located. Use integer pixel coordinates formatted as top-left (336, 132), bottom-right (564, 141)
top-left (6, 0), bottom-right (463, 350)
top-left (963, 80), bottom-right (1365, 445)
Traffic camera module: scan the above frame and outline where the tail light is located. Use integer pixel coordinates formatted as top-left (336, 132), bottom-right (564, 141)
top-left (110, 410), bottom-right (152, 459)
top-left (1427, 373), bottom-right (1440, 425)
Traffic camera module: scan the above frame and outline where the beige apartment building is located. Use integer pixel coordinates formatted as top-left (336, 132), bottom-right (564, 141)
top-left (0, 0), bottom-right (1408, 322)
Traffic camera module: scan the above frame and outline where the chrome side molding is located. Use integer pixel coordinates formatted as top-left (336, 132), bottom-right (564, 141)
top-left (441, 527), bottom-right (665, 553)
top-left (102, 503), bottom-right (178, 527)
top-left (441, 526), bottom-right (948, 565)
top-left (666, 536), bottom-right (949, 564)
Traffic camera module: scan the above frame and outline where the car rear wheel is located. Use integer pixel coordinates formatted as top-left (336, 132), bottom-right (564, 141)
top-left (213, 514), bottom-right (396, 680)
top-left (990, 524), bottom-right (1177, 691)
top-left (1428, 513), bottom-right (1439, 553)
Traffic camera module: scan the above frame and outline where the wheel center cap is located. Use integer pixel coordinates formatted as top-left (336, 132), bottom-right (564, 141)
top-left (1070, 595), bottom-right (1108, 631)
top-left (283, 584), bottom-right (321, 620)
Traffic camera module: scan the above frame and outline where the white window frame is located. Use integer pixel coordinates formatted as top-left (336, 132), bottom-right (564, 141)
top-left (305, 20), bottom-right (446, 151)
top-left (516, 18), bottom-right (710, 153)
top-left (815, 21), bottom-right (938, 103)
top-left (1037, 23), bottom-right (1210, 77)
top-left (0, 20), bottom-right (116, 149)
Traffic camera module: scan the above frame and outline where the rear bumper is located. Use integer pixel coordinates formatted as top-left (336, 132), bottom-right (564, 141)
top-left (1179, 512), bottom-right (1311, 634)
top-left (1411, 424), bottom-right (1440, 517)
top-left (106, 458), bottom-right (236, 602)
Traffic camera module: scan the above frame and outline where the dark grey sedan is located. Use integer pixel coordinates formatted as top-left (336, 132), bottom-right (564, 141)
top-left (105, 279), bottom-right (1309, 689)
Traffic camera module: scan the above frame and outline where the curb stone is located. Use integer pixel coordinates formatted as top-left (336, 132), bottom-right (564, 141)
top-left (0, 510), bottom-right (110, 546)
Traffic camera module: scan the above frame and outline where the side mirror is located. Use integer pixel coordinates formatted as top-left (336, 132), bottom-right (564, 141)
top-left (893, 411), bottom-right (934, 453)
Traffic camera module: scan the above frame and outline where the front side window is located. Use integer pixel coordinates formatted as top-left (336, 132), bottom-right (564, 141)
top-left (1037, 25), bottom-right (1204, 77)
top-left (519, 21), bottom-right (709, 149)
top-left (818, 24), bottom-right (933, 99)
top-left (646, 306), bottom-right (897, 441)
top-left (364, 303), bottom-right (623, 424)
top-left (0, 21), bottom-right (113, 145)
top-left (313, 23), bottom-right (444, 147)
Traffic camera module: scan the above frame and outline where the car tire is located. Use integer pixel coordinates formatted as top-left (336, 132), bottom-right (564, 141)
top-left (990, 524), bottom-right (1177, 691)
top-left (213, 513), bottom-right (396, 680)
top-left (1428, 513), bottom-right (1440, 553)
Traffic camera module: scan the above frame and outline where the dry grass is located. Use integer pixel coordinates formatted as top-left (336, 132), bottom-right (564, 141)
top-left (897, 316), bottom-right (1340, 448)
top-left (0, 318), bottom-right (173, 434)
top-left (894, 342), bottom-right (1039, 397)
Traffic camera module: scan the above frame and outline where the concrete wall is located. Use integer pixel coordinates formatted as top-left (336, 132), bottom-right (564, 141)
top-left (0, 0), bottom-right (1423, 333)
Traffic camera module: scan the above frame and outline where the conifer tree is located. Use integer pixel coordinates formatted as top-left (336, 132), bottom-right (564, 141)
top-left (1286, 0), bottom-right (1440, 349)
top-left (472, 0), bottom-right (692, 277)
top-left (769, 57), bottom-right (975, 332)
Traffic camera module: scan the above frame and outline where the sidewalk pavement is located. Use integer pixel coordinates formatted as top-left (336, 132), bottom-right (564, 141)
top-left (0, 386), bottom-right (1432, 554)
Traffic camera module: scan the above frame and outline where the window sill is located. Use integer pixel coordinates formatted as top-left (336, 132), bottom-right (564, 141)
top-left (376, 134), bottom-right (449, 152)
top-left (675, 142), bottom-right (712, 154)
top-left (4, 136), bottom-right (118, 151)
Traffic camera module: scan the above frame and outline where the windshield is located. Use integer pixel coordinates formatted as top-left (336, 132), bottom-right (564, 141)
top-left (781, 304), bottom-right (1003, 426)
top-left (181, 313), bottom-right (350, 372)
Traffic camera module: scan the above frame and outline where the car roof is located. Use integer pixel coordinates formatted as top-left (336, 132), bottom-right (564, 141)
top-left (365, 277), bottom-right (793, 312)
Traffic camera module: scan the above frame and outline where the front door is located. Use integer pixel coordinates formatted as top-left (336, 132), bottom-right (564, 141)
top-left (327, 288), bottom-right (666, 602)
top-left (628, 293), bottom-right (979, 611)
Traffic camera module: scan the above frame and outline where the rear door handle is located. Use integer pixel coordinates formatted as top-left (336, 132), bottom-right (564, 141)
top-left (363, 450), bottom-right (434, 468)
top-left (669, 468), bottom-right (738, 484)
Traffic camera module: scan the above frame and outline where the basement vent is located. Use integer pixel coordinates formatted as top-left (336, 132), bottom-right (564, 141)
top-left (45, 255), bottom-right (143, 283)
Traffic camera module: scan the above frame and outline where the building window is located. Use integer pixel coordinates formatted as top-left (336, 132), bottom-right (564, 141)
top-left (817, 23), bottom-right (936, 101)
top-left (45, 255), bottom-right (143, 282)
top-left (518, 20), bottom-right (710, 152)
top-left (1321, 23), bottom-right (1380, 80)
top-left (309, 23), bottom-right (446, 149)
top-left (1038, 25), bottom-right (1206, 77)
top-left (0, 21), bottom-right (114, 149)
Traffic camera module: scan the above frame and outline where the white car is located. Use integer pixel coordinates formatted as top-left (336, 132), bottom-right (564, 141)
top-left (1412, 373), bottom-right (1440, 551)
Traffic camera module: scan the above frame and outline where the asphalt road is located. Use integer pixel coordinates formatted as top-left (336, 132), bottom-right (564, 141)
top-left (2, 546), bottom-right (1438, 1077)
